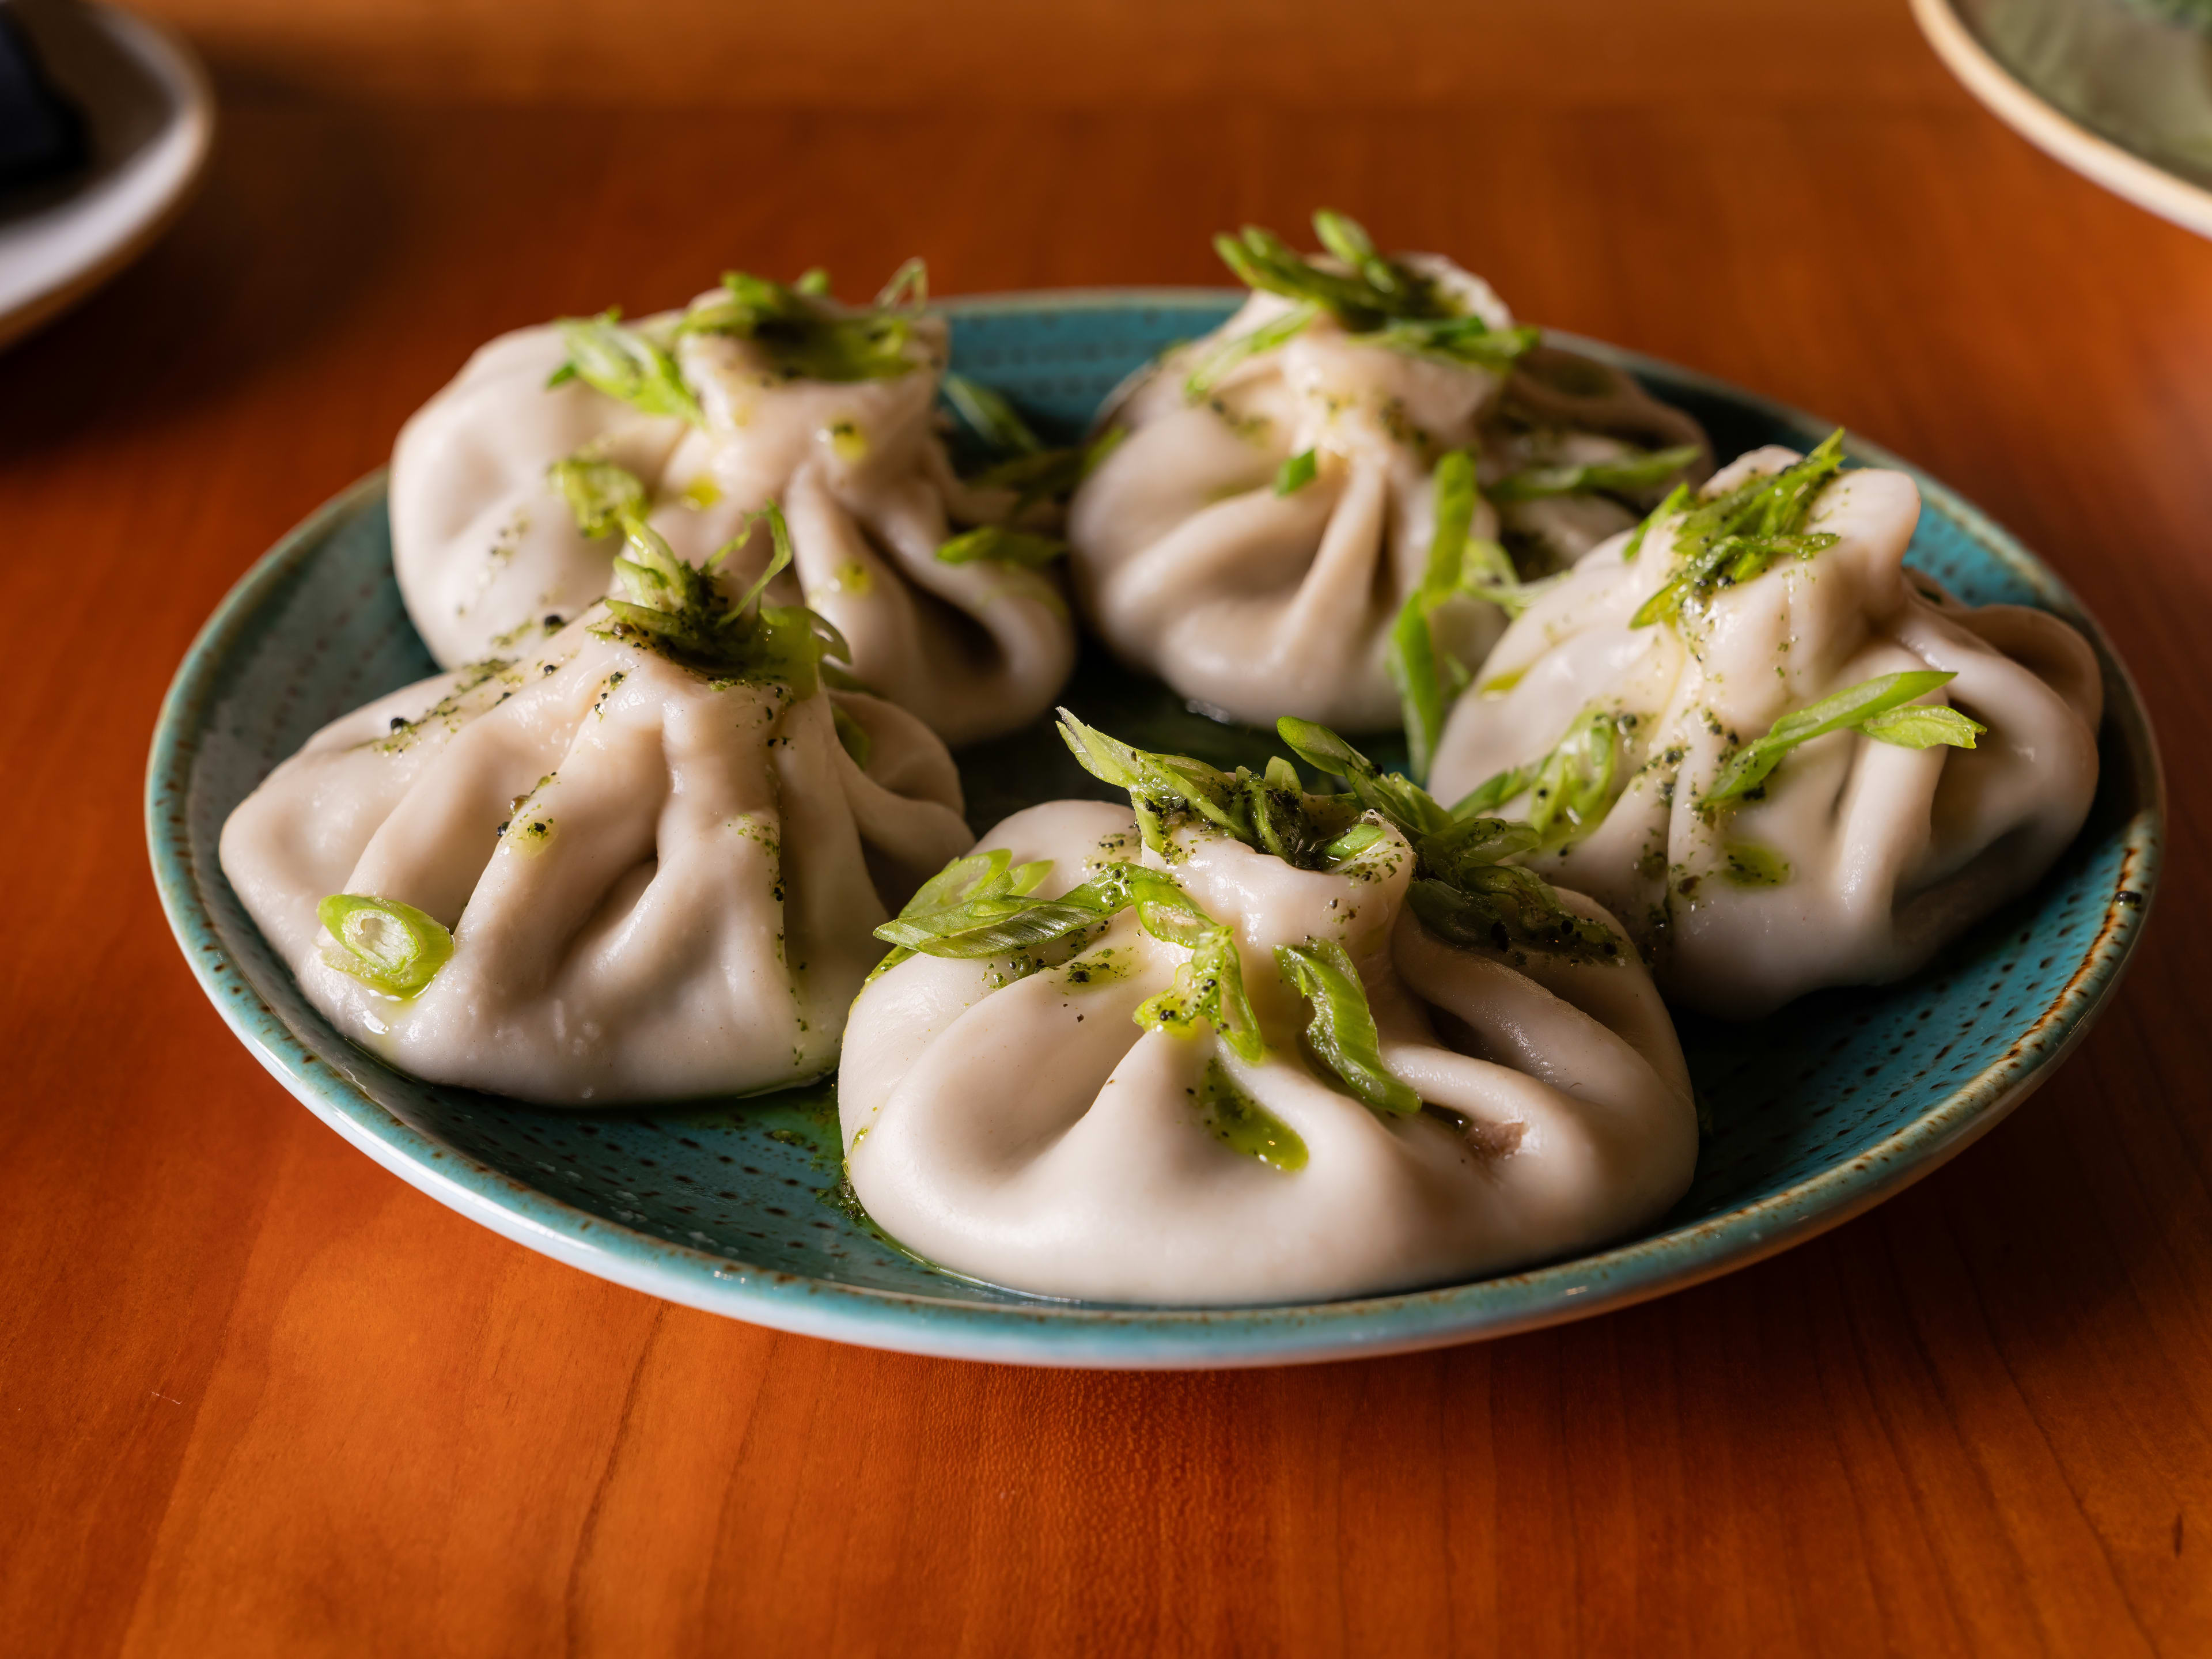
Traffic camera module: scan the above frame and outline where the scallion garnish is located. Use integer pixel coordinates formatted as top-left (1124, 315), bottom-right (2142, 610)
top-left (1192, 211), bottom-right (1537, 396)
top-left (1389, 450), bottom-right (1479, 782)
top-left (962, 427), bottom-right (1126, 517)
top-left (1058, 710), bottom-right (1372, 868)
top-left (942, 376), bottom-right (1126, 514)
top-left (1275, 938), bottom-right (1421, 1116)
top-left (1274, 448), bottom-right (1319, 495)
top-left (868, 846), bottom-right (1263, 1061)
top-left (548, 455), bottom-right (647, 539)
top-left (317, 893), bottom-right (453, 998)
top-left (1703, 670), bottom-right (1983, 809)
top-left (597, 503), bottom-right (849, 691)
top-left (1622, 482), bottom-right (1690, 562)
top-left (942, 373), bottom-right (1043, 457)
top-left (1367, 315), bottom-right (1540, 374)
top-left (546, 309), bottom-right (703, 426)
top-left (832, 704), bottom-right (873, 769)
top-left (675, 262), bottom-right (929, 383)
top-left (934, 526), bottom-right (1069, 567)
top-left (874, 256), bottom-right (929, 313)
top-left (1385, 452), bottom-right (1550, 781)
top-left (1214, 215), bottom-right (1445, 331)
top-left (1453, 703), bottom-right (1624, 850)
top-left (1632, 432), bottom-right (1848, 628)
top-left (1183, 302), bottom-right (1318, 402)
top-left (1490, 444), bottom-right (1701, 504)
top-left (1126, 880), bottom-right (1264, 1062)
top-left (869, 847), bottom-right (1071, 978)
top-left (1275, 718), bottom-right (1622, 964)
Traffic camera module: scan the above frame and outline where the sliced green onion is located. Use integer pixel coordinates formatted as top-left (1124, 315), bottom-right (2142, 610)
top-left (1274, 448), bottom-right (1319, 495)
top-left (1622, 482), bottom-right (1690, 562)
top-left (1861, 704), bottom-right (1986, 748)
top-left (1406, 871), bottom-right (1622, 965)
top-left (874, 256), bottom-right (929, 312)
top-left (1275, 717), bottom-right (1454, 840)
top-left (1704, 670), bottom-right (1974, 809)
top-left (1275, 939), bottom-right (1419, 1116)
top-left (1135, 921), bottom-right (1264, 1064)
top-left (872, 838), bottom-right (1266, 1062)
top-left (832, 704), bottom-right (873, 769)
top-left (1387, 449), bottom-right (1475, 782)
top-left (597, 505), bottom-right (843, 692)
top-left (1633, 433), bottom-right (1847, 627)
top-left (317, 894), bottom-right (454, 998)
top-left (1455, 704), bottom-right (1621, 850)
top-left (547, 310), bottom-right (702, 426)
top-left (942, 373), bottom-right (1043, 456)
top-left (676, 264), bottom-right (925, 382)
top-left (935, 526), bottom-right (1068, 567)
top-left (1183, 302), bottom-right (1318, 402)
top-left (871, 847), bottom-right (1067, 970)
top-left (1370, 317), bottom-right (1539, 374)
top-left (1320, 821), bottom-right (1387, 863)
top-left (548, 456), bottom-right (647, 539)
top-left (1489, 444), bottom-right (1700, 503)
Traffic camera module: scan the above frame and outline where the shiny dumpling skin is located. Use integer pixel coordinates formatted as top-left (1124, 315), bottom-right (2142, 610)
top-left (839, 800), bottom-right (1696, 1306)
top-left (219, 610), bottom-right (976, 1104)
top-left (1427, 447), bottom-right (2104, 1017)
top-left (389, 306), bottom-right (1076, 746)
top-left (1066, 258), bottom-right (1520, 730)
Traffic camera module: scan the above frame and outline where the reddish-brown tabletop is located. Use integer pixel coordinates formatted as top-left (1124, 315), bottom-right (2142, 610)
top-left (6, 5), bottom-right (2212, 1651)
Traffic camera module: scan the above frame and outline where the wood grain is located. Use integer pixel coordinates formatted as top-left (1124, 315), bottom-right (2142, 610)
top-left (125, 0), bottom-right (1953, 108)
top-left (5, 18), bottom-right (2212, 1654)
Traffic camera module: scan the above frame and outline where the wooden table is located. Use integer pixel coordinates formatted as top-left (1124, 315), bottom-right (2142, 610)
top-left (7, 5), bottom-right (2212, 1650)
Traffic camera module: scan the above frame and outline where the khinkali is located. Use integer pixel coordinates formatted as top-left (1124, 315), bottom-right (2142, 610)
top-left (1427, 438), bottom-right (2104, 1017)
top-left (389, 263), bottom-right (1076, 745)
top-left (839, 715), bottom-right (1696, 1305)
top-left (1067, 213), bottom-right (1705, 732)
top-left (1478, 343), bottom-right (1713, 571)
top-left (222, 515), bottom-right (976, 1103)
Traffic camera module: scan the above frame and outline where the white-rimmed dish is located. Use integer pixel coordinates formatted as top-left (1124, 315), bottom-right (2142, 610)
top-left (1915, 0), bottom-right (2212, 240)
top-left (0, 1), bottom-right (213, 351)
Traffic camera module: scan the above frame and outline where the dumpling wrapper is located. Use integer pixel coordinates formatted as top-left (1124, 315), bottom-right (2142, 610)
top-left (389, 304), bottom-right (1075, 745)
top-left (1429, 446), bottom-right (2103, 1017)
top-left (221, 608), bottom-right (975, 1103)
top-left (841, 799), bottom-right (1696, 1306)
top-left (1478, 344), bottom-right (1714, 569)
top-left (1067, 257), bottom-right (1523, 730)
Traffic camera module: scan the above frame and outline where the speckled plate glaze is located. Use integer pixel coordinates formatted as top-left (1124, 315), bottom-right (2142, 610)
top-left (147, 291), bottom-right (2162, 1369)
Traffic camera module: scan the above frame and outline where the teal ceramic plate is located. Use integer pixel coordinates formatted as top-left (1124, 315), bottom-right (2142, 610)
top-left (147, 291), bottom-right (2163, 1369)
top-left (1916, 0), bottom-right (2212, 239)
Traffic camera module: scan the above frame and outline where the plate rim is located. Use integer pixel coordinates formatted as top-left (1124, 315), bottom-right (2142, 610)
top-left (1912, 0), bottom-right (2212, 242)
top-left (146, 291), bottom-right (2165, 1369)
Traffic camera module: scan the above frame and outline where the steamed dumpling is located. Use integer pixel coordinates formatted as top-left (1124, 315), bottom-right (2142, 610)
top-left (1479, 343), bottom-right (1714, 569)
top-left (839, 718), bottom-right (1696, 1305)
top-left (390, 266), bottom-right (1076, 745)
top-left (1427, 440), bottom-right (2103, 1017)
top-left (1066, 214), bottom-right (1706, 732)
top-left (222, 523), bottom-right (976, 1103)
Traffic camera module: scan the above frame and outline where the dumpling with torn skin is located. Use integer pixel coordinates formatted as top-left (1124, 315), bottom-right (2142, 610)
top-left (838, 714), bottom-right (1696, 1306)
top-left (1066, 212), bottom-right (1705, 732)
top-left (389, 259), bottom-right (1077, 745)
top-left (1427, 435), bottom-right (2104, 1017)
top-left (221, 508), bottom-right (976, 1103)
